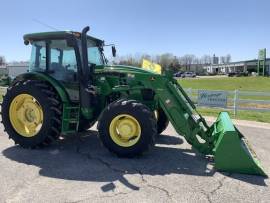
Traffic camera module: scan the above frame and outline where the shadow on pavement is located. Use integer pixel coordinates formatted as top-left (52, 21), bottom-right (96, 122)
top-left (2, 130), bottom-right (267, 191)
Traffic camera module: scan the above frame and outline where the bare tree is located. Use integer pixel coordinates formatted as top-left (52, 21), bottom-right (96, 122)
top-left (159, 53), bottom-right (174, 70)
top-left (114, 52), bottom-right (232, 73)
top-left (200, 55), bottom-right (212, 65)
top-left (180, 54), bottom-right (195, 71)
top-left (170, 56), bottom-right (180, 72)
top-left (0, 56), bottom-right (6, 65)
top-left (179, 56), bottom-right (187, 69)
top-left (153, 55), bottom-right (161, 64)
top-left (193, 57), bottom-right (201, 64)
top-left (220, 56), bottom-right (226, 64)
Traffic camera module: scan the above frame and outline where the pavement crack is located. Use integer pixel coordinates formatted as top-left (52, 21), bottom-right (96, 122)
top-left (202, 174), bottom-right (230, 203)
top-left (99, 191), bottom-right (130, 198)
top-left (76, 148), bottom-right (126, 174)
top-left (147, 184), bottom-right (172, 198)
top-left (137, 169), bottom-right (173, 200)
top-left (75, 138), bottom-right (172, 198)
top-left (211, 176), bottom-right (227, 195)
top-left (88, 154), bottom-right (127, 173)
top-left (137, 169), bottom-right (147, 183)
top-left (75, 138), bottom-right (126, 174)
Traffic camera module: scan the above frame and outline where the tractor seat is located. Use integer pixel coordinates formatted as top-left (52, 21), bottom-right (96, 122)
top-left (50, 62), bottom-right (75, 81)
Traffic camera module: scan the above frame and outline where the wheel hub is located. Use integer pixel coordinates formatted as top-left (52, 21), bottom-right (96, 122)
top-left (109, 114), bottom-right (141, 147)
top-left (25, 108), bottom-right (36, 122)
top-left (9, 94), bottom-right (43, 137)
top-left (118, 120), bottom-right (136, 139)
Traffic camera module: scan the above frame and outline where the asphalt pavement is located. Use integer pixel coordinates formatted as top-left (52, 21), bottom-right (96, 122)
top-left (0, 122), bottom-right (269, 203)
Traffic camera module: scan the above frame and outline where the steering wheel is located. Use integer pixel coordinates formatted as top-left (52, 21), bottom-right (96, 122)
top-left (64, 64), bottom-right (71, 70)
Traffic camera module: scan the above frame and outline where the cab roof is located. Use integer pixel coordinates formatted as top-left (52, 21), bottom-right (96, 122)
top-left (23, 31), bottom-right (104, 45)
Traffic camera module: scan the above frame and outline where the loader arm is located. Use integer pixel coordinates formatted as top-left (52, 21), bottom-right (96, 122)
top-left (144, 74), bottom-right (267, 176)
top-left (148, 75), bottom-right (214, 154)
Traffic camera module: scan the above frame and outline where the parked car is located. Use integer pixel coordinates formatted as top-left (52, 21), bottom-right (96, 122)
top-left (181, 71), bottom-right (196, 78)
top-left (228, 71), bottom-right (249, 77)
top-left (173, 71), bottom-right (184, 77)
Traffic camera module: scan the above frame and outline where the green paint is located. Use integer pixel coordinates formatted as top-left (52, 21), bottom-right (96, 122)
top-left (13, 30), bottom-right (267, 176)
top-left (62, 104), bottom-right (80, 133)
top-left (81, 107), bottom-right (94, 119)
top-left (213, 112), bottom-right (267, 176)
top-left (14, 72), bottom-right (69, 102)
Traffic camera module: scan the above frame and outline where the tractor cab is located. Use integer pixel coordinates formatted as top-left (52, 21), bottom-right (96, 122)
top-left (24, 30), bottom-right (105, 83)
top-left (23, 27), bottom-right (108, 108)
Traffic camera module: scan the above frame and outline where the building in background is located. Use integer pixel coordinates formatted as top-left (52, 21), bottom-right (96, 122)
top-left (204, 49), bottom-right (269, 76)
top-left (212, 54), bottom-right (219, 65)
top-left (204, 58), bottom-right (270, 75)
top-left (7, 62), bottom-right (28, 78)
top-left (0, 62), bottom-right (28, 78)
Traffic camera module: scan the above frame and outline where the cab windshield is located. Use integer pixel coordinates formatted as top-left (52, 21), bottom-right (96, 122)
top-left (87, 39), bottom-right (104, 65)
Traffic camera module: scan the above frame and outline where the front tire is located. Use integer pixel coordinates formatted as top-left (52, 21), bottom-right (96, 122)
top-left (97, 100), bottom-right (156, 157)
top-left (156, 108), bottom-right (169, 134)
top-left (1, 80), bottom-right (62, 148)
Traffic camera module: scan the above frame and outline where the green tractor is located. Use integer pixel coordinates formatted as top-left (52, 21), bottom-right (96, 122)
top-left (1, 27), bottom-right (267, 176)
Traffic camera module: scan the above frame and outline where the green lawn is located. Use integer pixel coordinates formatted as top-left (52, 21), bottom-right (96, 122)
top-left (178, 76), bottom-right (270, 123)
top-left (179, 76), bottom-right (270, 92)
top-left (197, 107), bottom-right (270, 123)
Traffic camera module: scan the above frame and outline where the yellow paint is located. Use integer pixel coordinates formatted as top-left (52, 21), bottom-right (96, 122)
top-left (142, 59), bottom-right (162, 74)
top-left (109, 114), bottom-right (141, 147)
top-left (9, 94), bottom-right (43, 137)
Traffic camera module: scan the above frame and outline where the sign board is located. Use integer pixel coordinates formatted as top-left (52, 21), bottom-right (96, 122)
top-left (258, 48), bottom-right (266, 60)
top-left (258, 48), bottom-right (266, 76)
top-left (198, 90), bottom-right (228, 108)
top-left (142, 59), bottom-right (162, 74)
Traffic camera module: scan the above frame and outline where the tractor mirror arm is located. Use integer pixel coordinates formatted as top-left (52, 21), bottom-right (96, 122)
top-left (104, 44), bottom-right (117, 57)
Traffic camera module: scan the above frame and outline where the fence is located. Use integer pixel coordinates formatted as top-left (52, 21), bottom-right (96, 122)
top-left (184, 88), bottom-right (270, 115)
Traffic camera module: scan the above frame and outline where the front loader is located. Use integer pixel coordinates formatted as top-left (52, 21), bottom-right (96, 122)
top-left (1, 26), bottom-right (267, 176)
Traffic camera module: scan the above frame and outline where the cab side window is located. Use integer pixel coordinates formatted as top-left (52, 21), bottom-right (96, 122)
top-left (49, 40), bottom-right (77, 82)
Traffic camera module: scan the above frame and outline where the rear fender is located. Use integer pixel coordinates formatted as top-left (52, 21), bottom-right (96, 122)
top-left (12, 72), bottom-right (69, 103)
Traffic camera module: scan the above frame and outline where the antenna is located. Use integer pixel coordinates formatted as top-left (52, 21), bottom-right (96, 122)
top-left (32, 19), bottom-right (60, 31)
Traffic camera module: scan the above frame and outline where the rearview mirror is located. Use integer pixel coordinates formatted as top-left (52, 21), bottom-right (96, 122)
top-left (112, 46), bottom-right (116, 57)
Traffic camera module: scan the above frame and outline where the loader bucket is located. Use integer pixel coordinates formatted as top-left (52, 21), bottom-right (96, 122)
top-left (211, 112), bottom-right (267, 176)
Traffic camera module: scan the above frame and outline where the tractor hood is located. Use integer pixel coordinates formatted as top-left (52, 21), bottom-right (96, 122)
top-left (96, 65), bottom-right (159, 75)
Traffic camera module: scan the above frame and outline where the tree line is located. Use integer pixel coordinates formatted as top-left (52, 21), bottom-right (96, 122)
top-left (0, 52), bottom-right (232, 73)
top-left (0, 56), bottom-right (6, 66)
top-left (113, 53), bottom-right (231, 72)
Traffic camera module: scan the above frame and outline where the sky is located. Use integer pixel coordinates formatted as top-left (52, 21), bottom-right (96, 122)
top-left (0, 0), bottom-right (269, 62)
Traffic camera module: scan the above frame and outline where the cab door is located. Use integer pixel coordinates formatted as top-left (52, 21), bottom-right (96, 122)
top-left (49, 39), bottom-right (80, 101)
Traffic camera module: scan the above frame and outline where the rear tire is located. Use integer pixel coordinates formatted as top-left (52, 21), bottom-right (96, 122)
top-left (1, 80), bottom-right (62, 148)
top-left (97, 99), bottom-right (156, 157)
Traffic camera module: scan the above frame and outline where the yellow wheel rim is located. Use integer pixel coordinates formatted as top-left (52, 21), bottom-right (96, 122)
top-left (9, 94), bottom-right (43, 137)
top-left (109, 114), bottom-right (141, 147)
